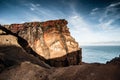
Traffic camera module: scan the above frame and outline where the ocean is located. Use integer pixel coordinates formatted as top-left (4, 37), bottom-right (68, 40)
top-left (81, 46), bottom-right (120, 63)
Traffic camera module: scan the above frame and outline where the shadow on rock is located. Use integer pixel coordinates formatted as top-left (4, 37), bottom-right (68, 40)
top-left (0, 45), bottom-right (50, 72)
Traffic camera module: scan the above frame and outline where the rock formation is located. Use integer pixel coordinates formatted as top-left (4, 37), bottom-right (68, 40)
top-left (0, 27), bottom-right (50, 71)
top-left (0, 20), bottom-right (120, 80)
top-left (107, 56), bottom-right (120, 65)
top-left (4, 19), bottom-right (82, 67)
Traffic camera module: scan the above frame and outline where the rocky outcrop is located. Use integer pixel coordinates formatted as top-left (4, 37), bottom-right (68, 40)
top-left (4, 19), bottom-right (82, 67)
top-left (0, 27), bottom-right (50, 71)
top-left (107, 56), bottom-right (120, 65)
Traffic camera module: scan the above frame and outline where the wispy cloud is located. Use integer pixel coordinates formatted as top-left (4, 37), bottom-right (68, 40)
top-left (29, 3), bottom-right (40, 11)
top-left (98, 2), bottom-right (120, 30)
top-left (68, 2), bottom-right (120, 45)
top-left (1, 0), bottom-right (120, 45)
top-left (92, 8), bottom-right (99, 12)
top-left (99, 19), bottom-right (114, 30)
top-left (30, 7), bottom-right (35, 11)
top-left (108, 2), bottom-right (120, 7)
top-left (67, 11), bottom-right (102, 45)
top-left (90, 8), bottom-right (99, 15)
top-left (25, 3), bottom-right (66, 21)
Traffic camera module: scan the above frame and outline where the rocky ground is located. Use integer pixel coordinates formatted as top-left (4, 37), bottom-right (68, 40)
top-left (0, 20), bottom-right (120, 80)
top-left (0, 59), bottom-right (120, 80)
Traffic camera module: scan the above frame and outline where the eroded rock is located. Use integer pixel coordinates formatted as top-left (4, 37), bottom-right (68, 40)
top-left (4, 19), bottom-right (82, 67)
top-left (0, 34), bottom-right (50, 71)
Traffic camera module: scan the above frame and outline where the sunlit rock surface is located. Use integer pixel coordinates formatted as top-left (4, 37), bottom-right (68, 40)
top-left (4, 19), bottom-right (82, 67)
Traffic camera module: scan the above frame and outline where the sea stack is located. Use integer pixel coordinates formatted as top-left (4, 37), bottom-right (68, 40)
top-left (3, 19), bottom-right (82, 67)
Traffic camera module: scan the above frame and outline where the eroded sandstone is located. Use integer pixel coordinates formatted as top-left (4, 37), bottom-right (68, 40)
top-left (3, 19), bottom-right (82, 67)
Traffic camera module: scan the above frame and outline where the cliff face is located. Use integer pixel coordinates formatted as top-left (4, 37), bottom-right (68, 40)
top-left (4, 19), bottom-right (82, 67)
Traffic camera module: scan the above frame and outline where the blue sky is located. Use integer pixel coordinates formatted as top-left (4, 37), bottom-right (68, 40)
top-left (0, 0), bottom-right (120, 45)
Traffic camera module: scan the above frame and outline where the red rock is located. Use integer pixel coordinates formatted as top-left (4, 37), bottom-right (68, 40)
top-left (4, 19), bottom-right (82, 67)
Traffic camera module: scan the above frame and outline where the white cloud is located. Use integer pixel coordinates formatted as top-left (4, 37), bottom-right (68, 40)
top-left (67, 4), bottom-right (120, 45)
top-left (92, 8), bottom-right (99, 12)
top-left (27, 3), bottom-right (67, 21)
top-left (32, 18), bottom-right (41, 21)
top-left (98, 2), bottom-right (120, 30)
top-left (30, 3), bottom-right (40, 7)
top-left (10, 1), bottom-right (120, 45)
top-left (67, 13), bottom-right (103, 45)
top-left (108, 2), bottom-right (120, 7)
top-left (90, 12), bottom-right (95, 15)
top-left (99, 19), bottom-right (114, 30)
top-left (22, 2), bottom-right (67, 22)
top-left (29, 3), bottom-right (40, 11)
top-left (23, 12), bottom-right (41, 22)
top-left (68, 15), bottom-right (90, 31)
top-left (30, 7), bottom-right (35, 11)
top-left (90, 8), bottom-right (99, 15)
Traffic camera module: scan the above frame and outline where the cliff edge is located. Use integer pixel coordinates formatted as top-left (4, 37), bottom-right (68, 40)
top-left (3, 19), bottom-right (82, 67)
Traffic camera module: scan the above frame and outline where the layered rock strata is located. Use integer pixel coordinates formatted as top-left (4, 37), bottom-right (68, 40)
top-left (3, 19), bottom-right (82, 67)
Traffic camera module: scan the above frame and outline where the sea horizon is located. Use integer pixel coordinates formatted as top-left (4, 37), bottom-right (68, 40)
top-left (81, 45), bottom-right (120, 63)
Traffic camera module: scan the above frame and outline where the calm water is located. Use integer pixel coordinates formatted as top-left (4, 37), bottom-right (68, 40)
top-left (81, 46), bottom-right (120, 63)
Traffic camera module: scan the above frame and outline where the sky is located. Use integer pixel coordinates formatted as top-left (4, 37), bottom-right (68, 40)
top-left (0, 0), bottom-right (120, 45)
